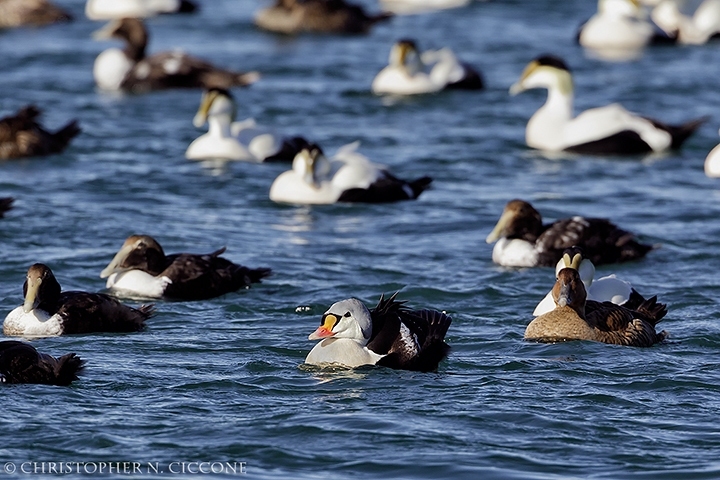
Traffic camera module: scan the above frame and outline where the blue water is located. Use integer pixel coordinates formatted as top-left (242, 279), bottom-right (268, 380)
top-left (2, 0), bottom-right (720, 478)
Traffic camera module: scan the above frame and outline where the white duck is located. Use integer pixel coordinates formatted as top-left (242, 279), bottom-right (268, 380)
top-left (652, 0), bottom-right (720, 44)
top-left (85, 0), bottom-right (196, 20)
top-left (510, 55), bottom-right (706, 154)
top-left (269, 143), bottom-right (432, 205)
top-left (372, 39), bottom-right (483, 95)
top-left (186, 88), bottom-right (310, 162)
top-left (578, 0), bottom-right (657, 50)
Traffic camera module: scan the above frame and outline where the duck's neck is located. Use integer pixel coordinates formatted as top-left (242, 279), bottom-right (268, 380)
top-left (124, 40), bottom-right (146, 63)
top-left (207, 115), bottom-right (232, 138)
top-left (540, 85), bottom-right (573, 123)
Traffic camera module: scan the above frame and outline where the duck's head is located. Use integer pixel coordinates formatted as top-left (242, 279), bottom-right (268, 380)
top-left (389, 39), bottom-right (422, 75)
top-left (650, 0), bottom-right (681, 36)
top-left (93, 18), bottom-right (148, 61)
top-left (486, 199), bottom-right (544, 244)
top-left (555, 247), bottom-right (596, 287)
top-left (100, 235), bottom-right (166, 278)
top-left (292, 144), bottom-right (331, 189)
top-left (552, 266), bottom-right (587, 316)
top-left (308, 298), bottom-right (373, 344)
top-left (23, 263), bottom-right (62, 313)
top-left (509, 55), bottom-right (572, 96)
top-left (599, 0), bottom-right (643, 17)
top-left (193, 88), bottom-right (237, 128)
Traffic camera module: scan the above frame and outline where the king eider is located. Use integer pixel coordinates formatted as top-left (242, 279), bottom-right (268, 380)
top-left (3, 264), bottom-right (154, 338)
top-left (254, 0), bottom-right (392, 35)
top-left (533, 247), bottom-right (663, 316)
top-left (305, 293), bottom-right (452, 371)
top-left (85, 0), bottom-right (197, 20)
top-left (0, 105), bottom-right (80, 159)
top-left (0, 340), bottom-right (84, 386)
top-left (0, 0), bottom-right (72, 29)
top-left (0, 197), bottom-right (14, 218)
top-left (92, 18), bottom-right (260, 93)
top-left (652, 0), bottom-right (720, 45)
top-left (186, 88), bottom-right (311, 162)
top-left (510, 55), bottom-right (706, 154)
top-left (100, 235), bottom-right (272, 300)
top-left (372, 39), bottom-right (483, 95)
top-left (525, 257), bottom-right (668, 347)
top-left (269, 143), bottom-right (432, 205)
top-left (486, 199), bottom-right (653, 268)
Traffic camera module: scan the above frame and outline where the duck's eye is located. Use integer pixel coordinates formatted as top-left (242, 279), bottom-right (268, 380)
top-left (343, 312), bottom-right (351, 318)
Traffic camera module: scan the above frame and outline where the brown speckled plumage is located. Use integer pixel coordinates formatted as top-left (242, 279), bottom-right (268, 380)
top-left (0, 106), bottom-right (80, 159)
top-left (0, 0), bottom-right (71, 29)
top-left (255, 0), bottom-right (391, 35)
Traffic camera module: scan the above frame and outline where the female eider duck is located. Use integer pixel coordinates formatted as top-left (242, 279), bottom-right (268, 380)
top-left (510, 55), bottom-right (706, 154)
top-left (254, 0), bottom-right (392, 35)
top-left (652, 0), bottom-right (720, 45)
top-left (0, 197), bottom-right (14, 218)
top-left (92, 17), bottom-right (260, 93)
top-left (85, 0), bottom-right (197, 20)
top-left (486, 199), bottom-right (653, 268)
top-left (525, 257), bottom-right (667, 347)
top-left (0, 105), bottom-right (80, 159)
top-left (533, 247), bottom-right (661, 316)
top-left (578, 0), bottom-right (674, 51)
top-left (4, 264), bottom-right (153, 338)
top-left (0, 340), bottom-right (84, 386)
top-left (269, 143), bottom-right (432, 205)
top-left (305, 293), bottom-right (451, 371)
top-left (0, 0), bottom-right (72, 29)
top-left (372, 39), bottom-right (483, 95)
top-left (186, 88), bottom-right (311, 162)
top-left (100, 235), bottom-right (272, 300)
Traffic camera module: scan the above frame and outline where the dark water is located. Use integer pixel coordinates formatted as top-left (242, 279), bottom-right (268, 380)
top-left (2, 0), bottom-right (720, 478)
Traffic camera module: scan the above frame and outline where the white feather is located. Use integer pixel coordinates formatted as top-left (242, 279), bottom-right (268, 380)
top-left (3, 306), bottom-right (63, 338)
top-left (106, 270), bottom-right (172, 298)
top-left (93, 48), bottom-right (133, 91)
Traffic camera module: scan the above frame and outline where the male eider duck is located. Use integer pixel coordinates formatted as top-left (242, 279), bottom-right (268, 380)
top-left (269, 143), bottom-right (432, 205)
top-left (0, 197), bottom-right (14, 218)
top-left (486, 199), bottom-right (653, 268)
top-left (254, 0), bottom-right (392, 35)
top-left (92, 17), bottom-right (260, 93)
top-left (305, 293), bottom-right (451, 371)
top-left (100, 235), bottom-right (272, 300)
top-left (186, 88), bottom-right (311, 162)
top-left (524, 257), bottom-right (667, 347)
top-left (652, 0), bottom-right (720, 44)
top-left (0, 105), bottom-right (80, 160)
top-left (85, 0), bottom-right (197, 20)
top-left (510, 55), bottom-right (706, 154)
top-left (372, 39), bottom-right (483, 95)
top-left (0, 340), bottom-right (84, 386)
top-left (533, 247), bottom-right (661, 316)
top-left (0, 0), bottom-right (72, 29)
top-left (578, 0), bottom-right (675, 50)
top-left (704, 128), bottom-right (720, 177)
top-left (3, 264), bottom-right (153, 338)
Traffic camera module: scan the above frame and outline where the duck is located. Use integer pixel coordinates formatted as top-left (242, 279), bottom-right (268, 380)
top-left (510, 55), bottom-right (706, 154)
top-left (486, 199), bottom-right (653, 268)
top-left (305, 293), bottom-right (452, 371)
top-left (524, 256), bottom-right (668, 347)
top-left (269, 142), bottom-right (432, 205)
top-left (0, 0), bottom-right (72, 29)
top-left (100, 235), bottom-right (272, 300)
top-left (0, 105), bottom-right (80, 160)
top-left (372, 39), bottom-right (483, 95)
top-left (0, 197), bottom-right (14, 218)
top-left (652, 0), bottom-right (720, 44)
top-left (578, 0), bottom-right (675, 50)
top-left (85, 0), bottom-right (197, 20)
top-left (186, 88), bottom-right (311, 162)
top-left (3, 264), bottom-right (154, 338)
top-left (92, 17), bottom-right (260, 93)
top-left (533, 247), bottom-right (659, 316)
top-left (378, 0), bottom-right (470, 15)
top-left (704, 129), bottom-right (720, 177)
top-left (254, 0), bottom-right (392, 35)
top-left (0, 340), bottom-right (84, 386)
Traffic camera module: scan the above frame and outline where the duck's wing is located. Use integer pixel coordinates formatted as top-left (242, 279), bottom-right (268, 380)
top-left (56, 292), bottom-right (153, 334)
top-left (0, 340), bottom-right (84, 385)
top-left (337, 171), bottom-right (432, 203)
top-left (161, 249), bottom-right (271, 300)
top-left (535, 217), bottom-right (652, 267)
top-left (0, 106), bottom-right (79, 159)
top-left (585, 300), bottom-right (666, 347)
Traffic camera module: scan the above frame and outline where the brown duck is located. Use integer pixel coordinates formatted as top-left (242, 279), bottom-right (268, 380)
top-left (0, 340), bottom-right (84, 386)
top-left (0, 106), bottom-right (80, 159)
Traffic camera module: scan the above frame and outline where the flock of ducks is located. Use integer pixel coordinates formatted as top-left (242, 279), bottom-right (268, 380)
top-left (0, 0), bottom-right (717, 385)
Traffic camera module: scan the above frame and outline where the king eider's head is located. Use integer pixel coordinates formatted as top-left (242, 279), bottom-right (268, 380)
top-left (193, 88), bottom-right (237, 128)
top-left (599, 0), bottom-right (643, 18)
top-left (308, 298), bottom-right (373, 345)
top-left (556, 247), bottom-right (596, 288)
top-left (509, 55), bottom-right (573, 96)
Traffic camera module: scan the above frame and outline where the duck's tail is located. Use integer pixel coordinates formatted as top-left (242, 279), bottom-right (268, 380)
top-left (414, 309), bottom-right (452, 372)
top-left (409, 176), bottom-right (433, 199)
top-left (663, 116), bottom-right (709, 149)
top-left (0, 197), bottom-right (14, 217)
top-left (50, 120), bottom-right (81, 153)
top-left (53, 353), bottom-right (85, 386)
